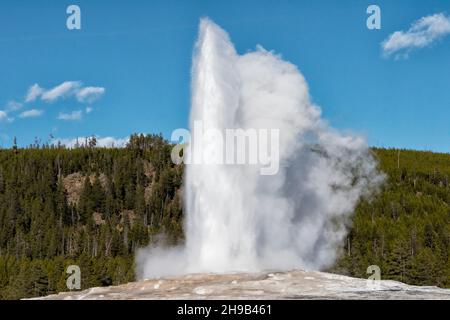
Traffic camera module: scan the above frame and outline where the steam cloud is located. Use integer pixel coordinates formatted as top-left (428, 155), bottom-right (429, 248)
top-left (136, 18), bottom-right (384, 278)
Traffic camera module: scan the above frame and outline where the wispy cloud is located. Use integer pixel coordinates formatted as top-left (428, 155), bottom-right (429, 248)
top-left (0, 111), bottom-right (7, 122)
top-left (6, 100), bottom-right (23, 111)
top-left (58, 110), bottom-right (82, 121)
top-left (76, 87), bottom-right (105, 103)
top-left (4, 81), bottom-right (105, 126)
top-left (19, 109), bottom-right (44, 118)
top-left (41, 81), bottom-right (82, 102)
top-left (52, 136), bottom-right (129, 148)
top-left (24, 81), bottom-right (105, 106)
top-left (382, 13), bottom-right (450, 59)
top-left (25, 84), bottom-right (44, 102)
top-left (0, 111), bottom-right (13, 123)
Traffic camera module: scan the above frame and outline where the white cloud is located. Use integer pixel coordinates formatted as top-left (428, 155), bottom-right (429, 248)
top-left (53, 136), bottom-right (129, 148)
top-left (41, 81), bottom-right (82, 102)
top-left (0, 111), bottom-right (13, 123)
top-left (23, 82), bottom-right (105, 106)
top-left (25, 84), bottom-right (44, 103)
top-left (85, 106), bottom-right (93, 114)
top-left (95, 136), bottom-right (129, 147)
top-left (6, 100), bottom-right (22, 111)
top-left (382, 13), bottom-right (450, 59)
top-left (76, 87), bottom-right (105, 103)
top-left (19, 109), bottom-right (44, 118)
top-left (58, 110), bottom-right (82, 121)
top-left (0, 111), bottom-right (7, 121)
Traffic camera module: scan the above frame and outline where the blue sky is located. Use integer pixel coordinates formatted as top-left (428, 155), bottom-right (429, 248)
top-left (0, 0), bottom-right (449, 152)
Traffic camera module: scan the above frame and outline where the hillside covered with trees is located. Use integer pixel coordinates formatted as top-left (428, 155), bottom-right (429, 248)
top-left (0, 135), bottom-right (449, 299)
top-left (332, 148), bottom-right (450, 287)
top-left (0, 134), bottom-right (183, 299)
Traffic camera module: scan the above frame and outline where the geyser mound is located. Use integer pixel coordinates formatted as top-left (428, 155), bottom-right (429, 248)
top-left (136, 18), bottom-right (384, 279)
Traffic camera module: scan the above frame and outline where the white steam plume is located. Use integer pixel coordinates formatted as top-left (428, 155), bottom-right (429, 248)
top-left (136, 18), bottom-right (384, 278)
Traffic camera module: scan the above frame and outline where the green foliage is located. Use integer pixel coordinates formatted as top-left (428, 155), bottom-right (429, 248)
top-left (0, 134), bottom-right (182, 299)
top-left (1, 139), bottom-right (449, 299)
top-left (332, 148), bottom-right (450, 287)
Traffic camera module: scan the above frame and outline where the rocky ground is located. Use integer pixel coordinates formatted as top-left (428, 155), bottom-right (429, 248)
top-left (34, 269), bottom-right (450, 300)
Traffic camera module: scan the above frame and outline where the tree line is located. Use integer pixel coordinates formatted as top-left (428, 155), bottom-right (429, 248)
top-left (0, 135), bottom-right (449, 298)
top-left (331, 148), bottom-right (450, 287)
top-left (0, 134), bottom-right (183, 299)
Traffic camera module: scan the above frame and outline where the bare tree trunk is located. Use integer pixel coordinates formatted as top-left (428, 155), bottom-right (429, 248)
top-left (347, 237), bottom-right (351, 256)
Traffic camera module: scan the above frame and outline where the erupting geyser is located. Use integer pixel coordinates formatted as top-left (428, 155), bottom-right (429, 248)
top-left (136, 18), bottom-right (384, 279)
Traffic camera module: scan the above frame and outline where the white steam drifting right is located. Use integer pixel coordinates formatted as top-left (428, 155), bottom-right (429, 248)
top-left (137, 18), bottom-right (384, 278)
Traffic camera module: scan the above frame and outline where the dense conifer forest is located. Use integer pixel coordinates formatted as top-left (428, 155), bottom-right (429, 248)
top-left (0, 134), bottom-right (183, 299)
top-left (333, 148), bottom-right (450, 287)
top-left (0, 134), bottom-right (449, 299)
